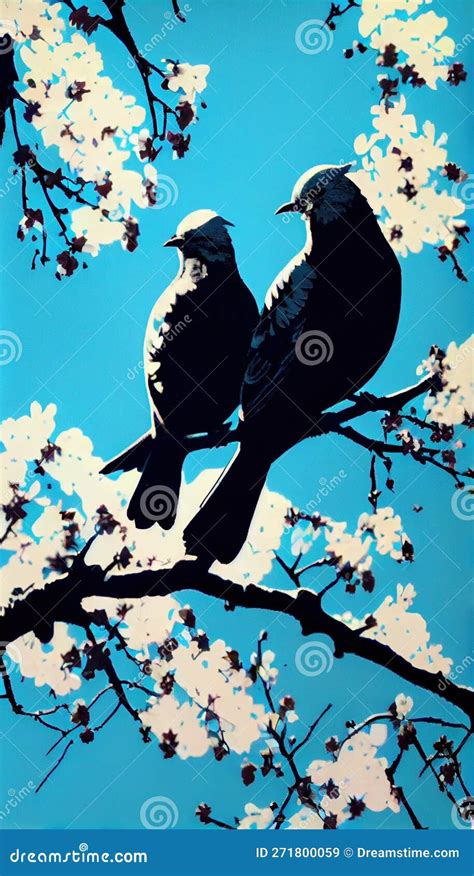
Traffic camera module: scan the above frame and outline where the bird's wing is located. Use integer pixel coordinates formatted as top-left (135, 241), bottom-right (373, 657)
top-left (242, 252), bottom-right (316, 419)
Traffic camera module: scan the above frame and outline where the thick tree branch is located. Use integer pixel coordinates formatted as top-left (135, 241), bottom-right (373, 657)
top-left (1, 557), bottom-right (473, 724)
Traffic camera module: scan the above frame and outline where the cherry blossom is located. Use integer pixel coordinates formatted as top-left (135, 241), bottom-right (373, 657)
top-left (395, 692), bottom-right (414, 719)
top-left (359, 0), bottom-right (455, 89)
top-left (334, 583), bottom-right (453, 675)
top-left (417, 336), bottom-right (474, 426)
top-left (163, 62), bottom-right (210, 102)
top-left (352, 96), bottom-right (466, 257)
top-left (308, 723), bottom-right (399, 826)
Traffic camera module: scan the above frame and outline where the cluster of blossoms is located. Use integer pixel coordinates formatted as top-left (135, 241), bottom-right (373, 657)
top-left (1, 0), bottom-right (209, 271)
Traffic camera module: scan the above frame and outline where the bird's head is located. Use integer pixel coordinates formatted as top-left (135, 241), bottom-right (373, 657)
top-left (163, 209), bottom-right (235, 263)
top-left (275, 163), bottom-right (359, 225)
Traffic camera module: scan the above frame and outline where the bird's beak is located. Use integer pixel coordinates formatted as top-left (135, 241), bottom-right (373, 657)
top-left (275, 201), bottom-right (295, 215)
top-left (163, 235), bottom-right (183, 248)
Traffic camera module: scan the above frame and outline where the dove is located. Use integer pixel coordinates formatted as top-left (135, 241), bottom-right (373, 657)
top-left (102, 209), bottom-right (258, 529)
top-left (184, 164), bottom-right (401, 563)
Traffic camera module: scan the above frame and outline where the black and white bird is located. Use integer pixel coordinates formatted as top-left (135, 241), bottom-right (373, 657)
top-left (102, 209), bottom-right (258, 529)
top-left (184, 164), bottom-right (402, 563)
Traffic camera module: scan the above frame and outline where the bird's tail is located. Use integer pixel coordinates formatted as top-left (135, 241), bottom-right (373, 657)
top-left (101, 432), bottom-right (154, 475)
top-left (183, 446), bottom-right (271, 564)
top-left (101, 430), bottom-right (186, 531)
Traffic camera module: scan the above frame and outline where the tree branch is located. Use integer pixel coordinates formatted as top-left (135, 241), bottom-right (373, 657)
top-left (181, 375), bottom-right (442, 453)
top-left (2, 557), bottom-right (473, 724)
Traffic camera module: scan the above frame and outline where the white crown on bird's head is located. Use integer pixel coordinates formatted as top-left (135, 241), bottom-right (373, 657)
top-left (275, 162), bottom-right (358, 223)
top-left (163, 209), bottom-right (235, 261)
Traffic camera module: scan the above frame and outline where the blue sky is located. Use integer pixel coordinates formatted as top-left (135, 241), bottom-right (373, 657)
top-left (1, 0), bottom-right (472, 831)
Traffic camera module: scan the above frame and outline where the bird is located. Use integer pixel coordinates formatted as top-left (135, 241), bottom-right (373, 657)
top-left (101, 209), bottom-right (259, 530)
top-left (184, 163), bottom-right (402, 564)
